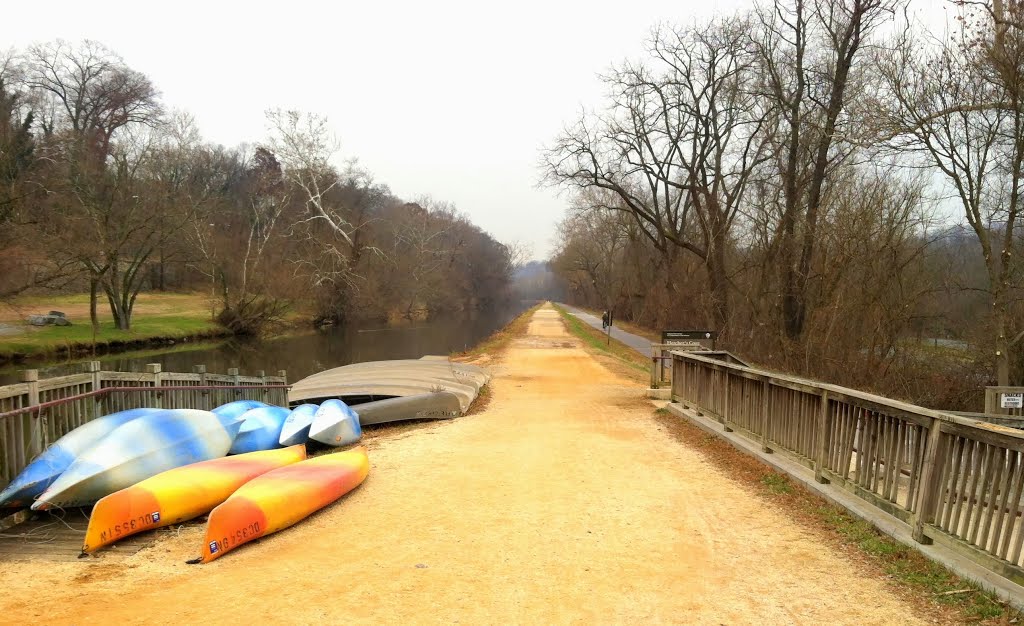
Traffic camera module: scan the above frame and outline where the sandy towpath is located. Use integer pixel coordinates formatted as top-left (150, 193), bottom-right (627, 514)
top-left (0, 306), bottom-right (925, 624)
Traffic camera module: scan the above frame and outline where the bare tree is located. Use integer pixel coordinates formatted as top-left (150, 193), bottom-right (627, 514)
top-left (876, 5), bottom-right (1024, 384)
top-left (266, 109), bottom-right (369, 291)
top-left (543, 16), bottom-right (768, 331)
top-left (21, 39), bottom-right (163, 330)
top-left (754, 0), bottom-right (904, 339)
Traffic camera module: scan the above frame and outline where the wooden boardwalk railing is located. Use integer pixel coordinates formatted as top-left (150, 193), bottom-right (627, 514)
top-left (671, 350), bottom-right (1024, 585)
top-left (0, 362), bottom-right (287, 493)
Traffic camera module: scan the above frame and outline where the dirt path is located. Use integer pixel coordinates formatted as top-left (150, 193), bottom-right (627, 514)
top-left (0, 306), bottom-right (925, 624)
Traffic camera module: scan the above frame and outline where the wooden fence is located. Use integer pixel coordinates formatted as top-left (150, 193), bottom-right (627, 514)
top-left (671, 350), bottom-right (1024, 585)
top-left (0, 362), bottom-right (288, 493)
top-left (985, 387), bottom-right (1024, 417)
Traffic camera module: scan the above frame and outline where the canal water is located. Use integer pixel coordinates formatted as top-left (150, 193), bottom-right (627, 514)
top-left (0, 302), bottom-right (533, 386)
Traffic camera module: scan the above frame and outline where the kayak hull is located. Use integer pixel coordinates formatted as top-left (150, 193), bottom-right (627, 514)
top-left (32, 409), bottom-right (243, 510)
top-left (229, 406), bottom-right (290, 454)
top-left (279, 404), bottom-right (318, 447)
top-left (0, 408), bottom-right (160, 508)
top-left (212, 400), bottom-right (268, 421)
top-left (308, 399), bottom-right (362, 447)
top-left (83, 445), bottom-right (307, 553)
top-left (198, 447), bottom-right (369, 562)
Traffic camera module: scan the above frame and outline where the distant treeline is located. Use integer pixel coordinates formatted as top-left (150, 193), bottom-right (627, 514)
top-left (542, 0), bottom-right (1024, 410)
top-left (0, 41), bottom-right (515, 335)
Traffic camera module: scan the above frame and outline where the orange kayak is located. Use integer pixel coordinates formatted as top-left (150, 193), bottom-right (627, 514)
top-left (83, 445), bottom-right (307, 554)
top-left (194, 446), bottom-right (369, 563)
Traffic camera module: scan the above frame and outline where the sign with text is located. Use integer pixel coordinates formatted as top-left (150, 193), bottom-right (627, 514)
top-left (661, 330), bottom-right (717, 351)
top-left (1001, 393), bottom-right (1024, 409)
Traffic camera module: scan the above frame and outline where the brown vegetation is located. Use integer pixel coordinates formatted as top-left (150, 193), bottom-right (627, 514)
top-left (0, 42), bottom-right (515, 338)
top-left (541, 0), bottom-right (1024, 410)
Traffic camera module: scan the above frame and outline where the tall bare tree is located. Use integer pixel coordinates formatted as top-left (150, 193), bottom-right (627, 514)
top-left (543, 16), bottom-right (767, 331)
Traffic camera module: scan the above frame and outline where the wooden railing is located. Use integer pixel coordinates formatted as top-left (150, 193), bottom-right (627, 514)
top-left (0, 362), bottom-right (288, 493)
top-left (985, 387), bottom-right (1024, 417)
top-left (671, 350), bottom-right (1024, 585)
top-left (649, 346), bottom-right (748, 389)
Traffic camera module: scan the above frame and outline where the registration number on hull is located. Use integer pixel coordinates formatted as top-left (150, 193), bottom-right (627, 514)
top-left (208, 521), bottom-right (262, 554)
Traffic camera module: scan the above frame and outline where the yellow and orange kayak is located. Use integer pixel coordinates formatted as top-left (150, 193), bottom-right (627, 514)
top-left (195, 446), bottom-right (369, 563)
top-left (83, 445), bottom-right (307, 554)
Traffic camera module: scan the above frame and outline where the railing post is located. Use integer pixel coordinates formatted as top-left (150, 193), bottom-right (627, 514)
top-left (21, 369), bottom-right (42, 460)
top-left (146, 363), bottom-right (163, 409)
top-left (650, 346), bottom-right (658, 389)
top-left (911, 417), bottom-right (947, 544)
top-left (760, 378), bottom-right (772, 453)
top-left (193, 365), bottom-right (208, 410)
top-left (229, 368), bottom-right (241, 398)
top-left (984, 388), bottom-right (998, 414)
top-left (277, 370), bottom-right (288, 407)
top-left (87, 360), bottom-right (102, 419)
top-left (723, 372), bottom-right (732, 432)
top-left (257, 370), bottom-right (267, 403)
top-left (814, 391), bottom-right (830, 484)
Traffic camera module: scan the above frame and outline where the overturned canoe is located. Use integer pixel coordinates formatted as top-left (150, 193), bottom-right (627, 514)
top-left (279, 404), bottom-right (318, 447)
top-left (0, 408), bottom-right (160, 509)
top-left (300, 358), bottom-right (490, 386)
top-left (83, 445), bottom-right (307, 554)
top-left (194, 446), bottom-right (369, 563)
top-left (229, 406), bottom-right (290, 454)
top-left (289, 359), bottom-right (490, 411)
top-left (355, 392), bottom-right (463, 426)
top-left (32, 409), bottom-right (243, 511)
top-left (309, 400), bottom-right (362, 447)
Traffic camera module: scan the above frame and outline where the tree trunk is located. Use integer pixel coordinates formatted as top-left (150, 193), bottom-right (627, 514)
top-left (89, 277), bottom-right (100, 333)
top-left (997, 305), bottom-right (1010, 387)
top-left (707, 225), bottom-right (730, 334)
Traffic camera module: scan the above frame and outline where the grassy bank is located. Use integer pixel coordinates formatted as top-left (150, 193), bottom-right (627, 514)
top-left (565, 304), bottom-right (661, 343)
top-left (0, 292), bottom-right (228, 361)
top-left (552, 303), bottom-right (648, 378)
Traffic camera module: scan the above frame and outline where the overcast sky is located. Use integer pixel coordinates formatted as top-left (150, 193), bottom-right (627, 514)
top-left (3, 0), bottom-right (951, 260)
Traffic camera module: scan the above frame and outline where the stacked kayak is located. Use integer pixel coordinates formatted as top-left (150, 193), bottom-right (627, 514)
top-left (212, 400), bottom-right (268, 421)
top-left (309, 399), bottom-right (361, 447)
top-left (229, 406), bottom-right (291, 454)
top-left (0, 408), bottom-right (160, 508)
top-left (33, 409), bottom-right (243, 511)
top-left (279, 404), bottom-right (319, 447)
top-left (195, 446), bottom-right (370, 562)
top-left (83, 445), bottom-right (307, 553)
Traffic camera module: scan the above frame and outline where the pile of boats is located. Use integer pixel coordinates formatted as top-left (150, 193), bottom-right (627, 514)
top-left (0, 400), bottom-right (369, 562)
top-left (0, 357), bottom-right (491, 562)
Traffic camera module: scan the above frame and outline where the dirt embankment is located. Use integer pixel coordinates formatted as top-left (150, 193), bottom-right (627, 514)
top-left (0, 306), bottom-right (926, 624)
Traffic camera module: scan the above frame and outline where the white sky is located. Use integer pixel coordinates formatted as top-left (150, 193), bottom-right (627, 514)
top-left (3, 0), bottom-right (951, 260)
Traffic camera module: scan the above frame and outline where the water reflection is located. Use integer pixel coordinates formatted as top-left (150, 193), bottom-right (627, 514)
top-left (0, 302), bottom-right (532, 385)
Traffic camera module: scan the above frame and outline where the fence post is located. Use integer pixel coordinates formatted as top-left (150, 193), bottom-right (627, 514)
top-left (277, 370), bottom-right (288, 407)
top-left (257, 370), bottom-right (267, 403)
top-left (193, 365), bottom-right (208, 410)
top-left (146, 363), bottom-right (163, 409)
top-left (650, 346), bottom-right (658, 389)
top-left (87, 360), bottom-right (103, 419)
top-left (760, 378), bottom-right (772, 453)
top-left (984, 388), bottom-right (998, 414)
top-left (229, 368), bottom-right (241, 399)
top-left (723, 373), bottom-right (732, 432)
top-left (911, 417), bottom-right (946, 544)
top-left (814, 391), bottom-right (830, 484)
top-left (21, 369), bottom-right (42, 460)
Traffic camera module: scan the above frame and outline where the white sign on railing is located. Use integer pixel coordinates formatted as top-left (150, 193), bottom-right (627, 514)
top-left (1001, 393), bottom-right (1024, 409)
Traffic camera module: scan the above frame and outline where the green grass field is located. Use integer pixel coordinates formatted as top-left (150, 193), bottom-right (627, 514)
top-left (0, 292), bottom-right (226, 360)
